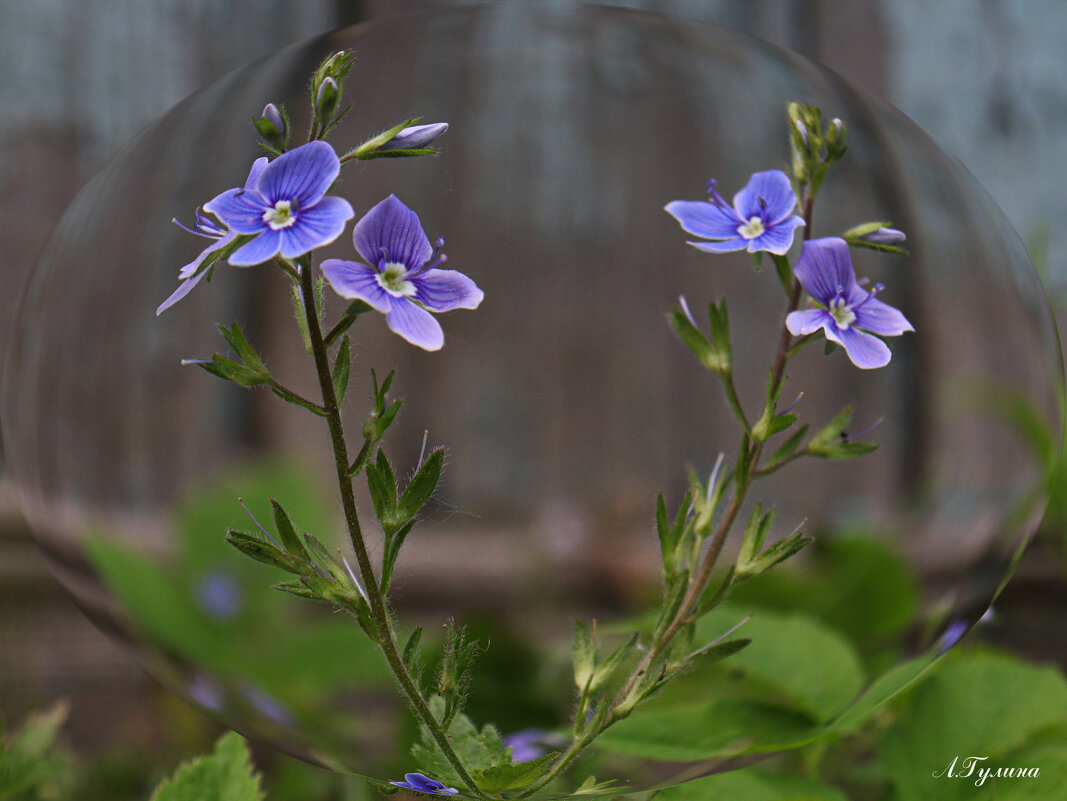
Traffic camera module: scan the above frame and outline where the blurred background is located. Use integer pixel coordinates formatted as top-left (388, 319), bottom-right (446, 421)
top-left (2, 0), bottom-right (1066, 798)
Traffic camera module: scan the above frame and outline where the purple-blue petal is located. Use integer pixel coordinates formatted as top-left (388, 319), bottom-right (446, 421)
top-left (786, 308), bottom-right (832, 337)
top-left (413, 269), bottom-right (484, 312)
top-left (664, 199), bottom-right (741, 241)
top-left (178, 229), bottom-right (236, 280)
top-left (353, 195), bottom-right (433, 269)
top-left (390, 773), bottom-right (458, 796)
top-left (854, 296), bottom-right (914, 337)
top-left (244, 157), bottom-right (269, 190)
top-left (277, 196), bottom-right (355, 258)
top-left (688, 237), bottom-right (749, 254)
top-left (257, 140), bottom-right (341, 207)
top-left (732, 169), bottom-right (797, 224)
top-left (204, 188), bottom-right (268, 234)
top-left (156, 269), bottom-right (208, 315)
top-left (320, 259), bottom-right (394, 314)
top-left (793, 237), bottom-right (859, 305)
top-left (748, 216), bottom-right (805, 255)
top-left (835, 325), bottom-right (893, 369)
top-left (228, 228), bottom-right (283, 266)
top-left (386, 297), bottom-right (445, 351)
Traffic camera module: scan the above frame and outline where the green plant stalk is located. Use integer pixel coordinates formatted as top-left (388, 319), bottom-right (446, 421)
top-left (296, 260), bottom-right (483, 797)
top-left (523, 191), bottom-right (819, 799)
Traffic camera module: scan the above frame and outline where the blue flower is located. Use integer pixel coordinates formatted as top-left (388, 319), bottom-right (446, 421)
top-left (389, 773), bottom-right (459, 796)
top-left (665, 170), bottom-right (805, 255)
top-left (204, 140), bottom-right (354, 267)
top-left (785, 237), bottom-right (914, 369)
top-left (321, 195), bottom-right (484, 351)
top-left (157, 208), bottom-right (239, 315)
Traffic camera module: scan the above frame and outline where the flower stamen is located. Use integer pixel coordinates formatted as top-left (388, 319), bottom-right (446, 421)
top-left (262, 199), bottom-right (297, 230)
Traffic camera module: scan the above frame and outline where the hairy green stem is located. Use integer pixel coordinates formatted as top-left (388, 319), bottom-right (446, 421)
top-left (296, 262), bottom-right (482, 796)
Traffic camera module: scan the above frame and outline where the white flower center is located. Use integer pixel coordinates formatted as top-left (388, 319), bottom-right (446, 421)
top-left (830, 297), bottom-right (857, 330)
top-left (738, 215), bottom-right (765, 239)
top-left (376, 262), bottom-right (416, 298)
top-left (262, 200), bottom-right (297, 230)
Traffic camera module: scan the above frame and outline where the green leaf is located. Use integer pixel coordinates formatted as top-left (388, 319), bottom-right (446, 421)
top-left (331, 335), bottom-right (351, 404)
top-left (471, 752), bottom-right (559, 792)
top-left (402, 626), bottom-right (424, 671)
top-left (572, 620), bottom-right (596, 691)
top-left (0, 702), bottom-right (70, 800)
top-left (196, 354), bottom-right (270, 388)
top-left (217, 322), bottom-right (268, 375)
top-left (768, 423), bottom-right (809, 465)
top-left (365, 450), bottom-right (399, 528)
top-left (590, 633), bottom-right (639, 692)
top-left (292, 284), bottom-right (313, 355)
top-left (398, 449), bottom-right (445, 521)
top-left (150, 732), bottom-right (264, 801)
top-left (412, 700), bottom-right (509, 787)
top-left (879, 653), bottom-right (1067, 801)
top-left (668, 306), bottom-right (727, 374)
top-left (656, 765), bottom-right (848, 801)
top-left (829, 649), bottom-right (940, 732)
top-left (270, 499), bottom-right (308, 559)
top-left (599, 698), bottom-right (820, 761)
top-left (807, 406), bottom-right (878, 460)
top-left (225, 530), bottom-right (316, 577)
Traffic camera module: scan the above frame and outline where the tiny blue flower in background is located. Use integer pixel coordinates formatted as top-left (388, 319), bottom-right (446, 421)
top-left (389, 773), bottom-right (459, 796)
top-left (205, 140), bottom-right (354, 267)
top-left (321, 194), bottom-right (484, 351)
top-left (193, 569), bottom-right (244, 620)
top-left (665, 169), bottom-right (805, 255)
top-left (938, 619), bottom-right (969, 654)
top-left (380, 122), bottom-right (449, 151)
top-left (503, 728), bottom-right (563, 763)
top-left (786, 237), bottom-right (914, 369)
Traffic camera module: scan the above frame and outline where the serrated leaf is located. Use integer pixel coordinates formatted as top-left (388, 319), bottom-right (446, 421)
top-left (150, 732), bottom-right (264, 801)
top-left (471, 752), bottom-right (560, 792)
top-left (398, 449), bottom-right (444, 521)
top-left (331, 335), bottom-right (351, 404)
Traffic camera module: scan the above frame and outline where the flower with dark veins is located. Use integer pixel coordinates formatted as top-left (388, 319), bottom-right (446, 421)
top-left (321, 194), bottom-right (484, 351)
top-left (204, 140), bottom-right (354, 267)
top-left (156, 156), bottom-right (272, 314)
top-left (786, 237), bottom-right (914, 369)
top-left (389, 773), bottom-right (459, 796)
top-left (665, 169), bottom-right (805, 255)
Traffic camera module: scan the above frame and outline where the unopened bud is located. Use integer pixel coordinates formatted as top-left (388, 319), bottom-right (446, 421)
top-left (262, 103), bottom-right (284, 133)
top-left (379, 122), bottom-right (449, 151)
top-left (316, 77), bottom-right (339, 120)
top-left (861, 226), bottom-right (906, 246)
top-left (826, 117), bottom-right (847, 160)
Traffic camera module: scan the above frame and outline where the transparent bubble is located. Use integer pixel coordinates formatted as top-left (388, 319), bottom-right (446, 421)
top-left (3, 4), bottom-right (1061, 794)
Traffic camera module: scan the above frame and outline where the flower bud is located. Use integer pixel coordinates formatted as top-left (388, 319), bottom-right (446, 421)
top-left (379, 122), bottom-right (449, 151)
top-left (860, 226), bottom-right (905, 245)
top-left (826, 116), bottom-right (847, 161)
top-left (253, 103), bottom-right (289, 152)
top-left (315, 77), bottom-right (340, 121)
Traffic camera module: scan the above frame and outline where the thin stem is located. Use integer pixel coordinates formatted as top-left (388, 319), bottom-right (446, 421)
top-left (296, 261), bottom-right (482, 796)
top-left (267, 379), bottom-right (326, 415)
top-left (753, 448), bottom-right (809, 479)
top-left (722, 372), bottom-right (750, 433)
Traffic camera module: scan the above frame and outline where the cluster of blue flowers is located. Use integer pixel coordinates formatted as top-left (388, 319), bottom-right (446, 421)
top-left (160, 132), bottom-right (483, 352)
top-left (666, 170), bottom-right (913, 369)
